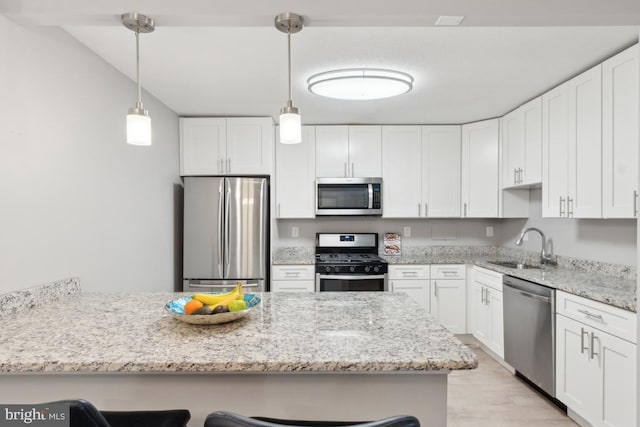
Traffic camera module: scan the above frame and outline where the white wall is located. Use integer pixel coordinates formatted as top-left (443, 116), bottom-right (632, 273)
top-left (500, 188), bottom-right (637, 266)
top-left (0, 16), bottom-right (181, 293)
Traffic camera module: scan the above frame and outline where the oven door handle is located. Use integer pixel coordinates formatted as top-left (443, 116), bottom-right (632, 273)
top-left (317, 274), bottom-right (387, 280)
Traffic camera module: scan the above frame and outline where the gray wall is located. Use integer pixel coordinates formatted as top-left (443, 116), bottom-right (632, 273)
top-left (0, 16), bottom-right (181, 293)
top-left (500, 188), bottom-right (637, 266)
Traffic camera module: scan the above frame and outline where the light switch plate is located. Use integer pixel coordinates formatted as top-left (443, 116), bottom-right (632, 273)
top-left (291, 226), bottom-right (299, 238)
top-left (403, 226), bottom-right (411, 237)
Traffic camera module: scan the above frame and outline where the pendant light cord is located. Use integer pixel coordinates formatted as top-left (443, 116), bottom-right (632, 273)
top-left (135, 28), bottom-right (142, 108)
top-left (287, 31), bottom-right (292, 103)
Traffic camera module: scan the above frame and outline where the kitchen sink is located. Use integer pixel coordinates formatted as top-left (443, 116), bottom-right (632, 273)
top-left (487, 261), bottom-right (542, 270)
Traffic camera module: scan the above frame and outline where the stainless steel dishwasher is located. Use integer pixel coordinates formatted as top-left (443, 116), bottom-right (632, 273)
top-left (503, 275), bottom-right (556, 398)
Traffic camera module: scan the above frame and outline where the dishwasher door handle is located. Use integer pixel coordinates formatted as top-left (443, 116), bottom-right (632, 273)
top-left (512, 289), bottom-right (551, 303)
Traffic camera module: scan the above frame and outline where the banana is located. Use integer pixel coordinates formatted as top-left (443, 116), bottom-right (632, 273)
top-left (192, 284), bottom-right (241, 306)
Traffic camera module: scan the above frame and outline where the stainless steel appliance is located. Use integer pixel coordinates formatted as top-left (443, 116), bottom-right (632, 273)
top-left (503, 275), bottom-right (556, 397)
top-left (315, 178), bottom-right (382, 216)
top-left (315, 233), bottom-right (388, 291)
top-left (183, 176), bottom-right (269, 292)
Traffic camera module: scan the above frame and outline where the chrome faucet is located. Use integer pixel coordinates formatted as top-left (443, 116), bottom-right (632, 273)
top-left (515, 227), bottom-right (555, 265)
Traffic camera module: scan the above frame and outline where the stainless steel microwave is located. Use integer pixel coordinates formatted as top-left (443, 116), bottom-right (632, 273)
top-left (315, 178), bottom-right (382, 216)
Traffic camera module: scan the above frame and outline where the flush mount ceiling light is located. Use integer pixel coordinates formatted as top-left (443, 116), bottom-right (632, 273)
top-left (122, 12), bottom-right (155, 146)
top-left (307, 69), bottom-right (414, 100)
top-left (275, 12), bottom-right (304, 144)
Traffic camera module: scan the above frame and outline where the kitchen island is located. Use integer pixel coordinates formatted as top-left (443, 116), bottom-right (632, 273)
top-left (0, 289), bottom-right (477, 426)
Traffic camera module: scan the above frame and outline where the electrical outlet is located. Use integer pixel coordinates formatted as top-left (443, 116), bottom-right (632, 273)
top-left (291, 226), bottom-right (299, 238)
top-left (485, 226), bottom-right (494, 237)
top-left (403, 226), bottom-right (411, 237)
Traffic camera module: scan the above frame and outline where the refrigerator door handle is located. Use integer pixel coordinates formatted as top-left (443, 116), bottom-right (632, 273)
top-left (224, 179), bottom-right (231, 276)
top-left (218, 179), bottom-right (224, 273)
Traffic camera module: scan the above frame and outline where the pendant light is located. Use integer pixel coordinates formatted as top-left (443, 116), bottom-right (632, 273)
top-left (122, 12), bottom-right (155, 146)
top-left (275, 13), bottom-right (304, 144)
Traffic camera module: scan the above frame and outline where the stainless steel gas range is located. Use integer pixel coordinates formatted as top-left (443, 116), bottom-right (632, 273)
top-left (314, 233), bottom-right (389, 292)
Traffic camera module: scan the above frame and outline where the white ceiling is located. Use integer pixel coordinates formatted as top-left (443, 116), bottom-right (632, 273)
top-left (3, 0), bottom-right (640, 124)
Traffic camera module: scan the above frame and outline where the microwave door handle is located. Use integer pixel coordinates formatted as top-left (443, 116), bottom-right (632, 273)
top-left (368, 184), bottom-right (374, 209)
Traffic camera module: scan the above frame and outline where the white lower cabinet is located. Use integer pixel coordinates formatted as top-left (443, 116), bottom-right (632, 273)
top-left (471, 267), bottom-right (504, 358)
top-left (389, 265), bottom-right (430, 311)
top-left (390, 264), bottom-right (466, 334)
top-left (430, 265), bottom-right (466, 334)
top-left (555, 291), bottom-right (637, 427)
top-left (271, 266), bottom-right (315, 292)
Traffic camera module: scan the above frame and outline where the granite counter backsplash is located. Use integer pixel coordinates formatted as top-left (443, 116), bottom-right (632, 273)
top-left (0, 277), bottom-right (80, 317)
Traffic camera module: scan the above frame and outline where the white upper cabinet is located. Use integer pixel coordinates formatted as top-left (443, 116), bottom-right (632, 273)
top-left (275, 126), bottom-right (316, 218)
top-left (421, 126), bottom-right (461, 217)
top-left (315, 125), bottom-right (382, 178)
top-left (502, 97), bottom-right (542, 187)
top-left (180, 117), bottom-right (274, 176)
top-left (382, 126), bottom-right (422, 218)
top-left (602, 45), bottom-right (639, 218)
top-left (461, 119), bottom-right (500, 218)
top-left (542, 65), bottom-right (602, 218)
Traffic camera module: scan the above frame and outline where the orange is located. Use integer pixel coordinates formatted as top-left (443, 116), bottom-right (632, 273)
top-left (184, 299), bottom-right (204, 315)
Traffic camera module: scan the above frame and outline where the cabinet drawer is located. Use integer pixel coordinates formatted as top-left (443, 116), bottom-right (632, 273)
top-left (388, 265), bottom-right (430, 280)
top-left (431, 264), bottom-right (465, 279)
top-left (272, 265), bottom-right (315, 280)
top-left (556, 290), bottom-right (636, 344)
top-left (473, 266), bottom-right (503, 291)
top-left (271, 280), bottom-right (315, 292)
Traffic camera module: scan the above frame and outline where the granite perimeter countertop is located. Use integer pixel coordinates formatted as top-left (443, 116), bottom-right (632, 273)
top-left (0, 291), bottom-right (477, 374)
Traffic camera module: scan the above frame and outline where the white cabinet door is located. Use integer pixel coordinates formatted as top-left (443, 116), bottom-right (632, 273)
top-left (180, 118), bottom-right (226, 175)
top-left (349, 126), bottom-right (382, 177)
top-left (522, 97), bottom-right (543, 185)
top-left (556, 314), bottom-right (601, 423)
top-left (472, 282), bottom-right (491, 344)
top-left (567, 65), bottom-right (602, 218)
top-left (315, 126), bottom-right (349, 177)
top-left (276, 126), bottom-right (315, 218)
top-left (461, 119), bottom-right (499, 218)
top-left (226, 117), bottom-right (274, 175)
top-left (382, 126), bottom-right (422, 218)
top-left (602, 45), bottom-right (639, 218)
top-left (502, 108), bottom-right (524, 187)
top-left (542, 82), bottom-right (570, 217)
top-left (390, 279), bottom-right (430, 312)
top-left (487, 287), bottom-right (504, 358)
top-left (421, 126), bottom-right (461, 217)
top-left (430, 279), bottom-right (466, 334)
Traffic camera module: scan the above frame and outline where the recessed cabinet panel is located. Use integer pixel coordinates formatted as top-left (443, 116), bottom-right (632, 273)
top-left (382, 126), bottom-right (422, 218)
top-left (602, 45), bottom-right (639, 218)
top-left (522, 97), bottom-right (543, 184)
top-left (315, 126), bottom-right (349, 177)
top-left (461, 119), bottom-right (499, 218)
top-left (226, 118), bottom-right (274, 175)
top-left (275, 126), bottom-right (316, 218)
top-left (349, 126), bottom-right (382, 177)
top-left (422, 126), bottom-right (461, 217)
top-left (180, 118), bottom-right (226, 175)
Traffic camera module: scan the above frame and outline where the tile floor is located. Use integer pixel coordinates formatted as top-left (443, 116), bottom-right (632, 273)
top-left (448, 339), bottom-right (577, 426)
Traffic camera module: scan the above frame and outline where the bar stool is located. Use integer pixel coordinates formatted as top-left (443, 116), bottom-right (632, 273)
top-left (204, 411), bottom-right (420, 427)
top-left (37, 399), bottom-right (190, 427)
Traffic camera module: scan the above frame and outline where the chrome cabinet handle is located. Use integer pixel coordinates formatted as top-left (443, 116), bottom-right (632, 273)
top-left (580, 327), bottom-right (589, 354)
top-left (418, 203), bottom-right (421, 217)
top-left (634, 190), bottom-right (638, 217)
top-left (344, 162), bottom-right (347, 177)
top-left (590, 332), bottom-right (599, 360)
top-left (577, 309), bottom-right (604, 323)
top-left (559, 197), bottom-right (565, 217)
top-left (519, 168), bottom-right (523, 184)
top-left (481, 287), bottom-right (486, 305)
top-left (486, 289), bottom-right (490, 305)
top-left (434, 281), bottom-right (439, 298)
top-left (567, 197), bottom-right (574, 217)
top-left (219, 158), bottom-right (224, 174)
top-left (463, 203), bottom-right (467, 217)
top-left (277, 203), bottom-right (281, 217)
top-left (514, 168), bottom-right (517, 185)
top-left (351, 162), bottom-right (355, 178)
top-left (227, 158), bottom-right (231, 173)
top-left (424, 203), bottom-right (428, 217)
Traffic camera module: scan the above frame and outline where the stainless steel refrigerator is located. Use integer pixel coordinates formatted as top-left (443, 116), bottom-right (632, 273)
top-left (183, 176), bottom-right (269, 293)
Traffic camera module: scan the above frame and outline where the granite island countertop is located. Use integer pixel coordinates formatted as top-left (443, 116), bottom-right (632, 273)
top-left (0, 291), bottom-right (477, 374)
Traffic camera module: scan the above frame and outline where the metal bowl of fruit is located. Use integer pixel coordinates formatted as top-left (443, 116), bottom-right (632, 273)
top-left (165, 286), bottom-right (261, 325)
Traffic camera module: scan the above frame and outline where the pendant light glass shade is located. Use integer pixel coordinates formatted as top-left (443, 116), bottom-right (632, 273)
top-left (126, 109), bottom-right (152, 146)
top-left (275, 13), bottom-right (304, 144)
top-left (122, 12), bottom-right (155, 146)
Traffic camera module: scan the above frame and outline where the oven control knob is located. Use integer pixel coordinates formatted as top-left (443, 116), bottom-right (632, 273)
top-left (334, 266), bottom-right (341, 273)
top-left (364, 266), bottom-right (371, 273)
top-left (373, 266), bottom-right (380, 273)
top-left (349, 266), bottom-right (355, 273)
top-left (324, 266), bottom-right (331, 273)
